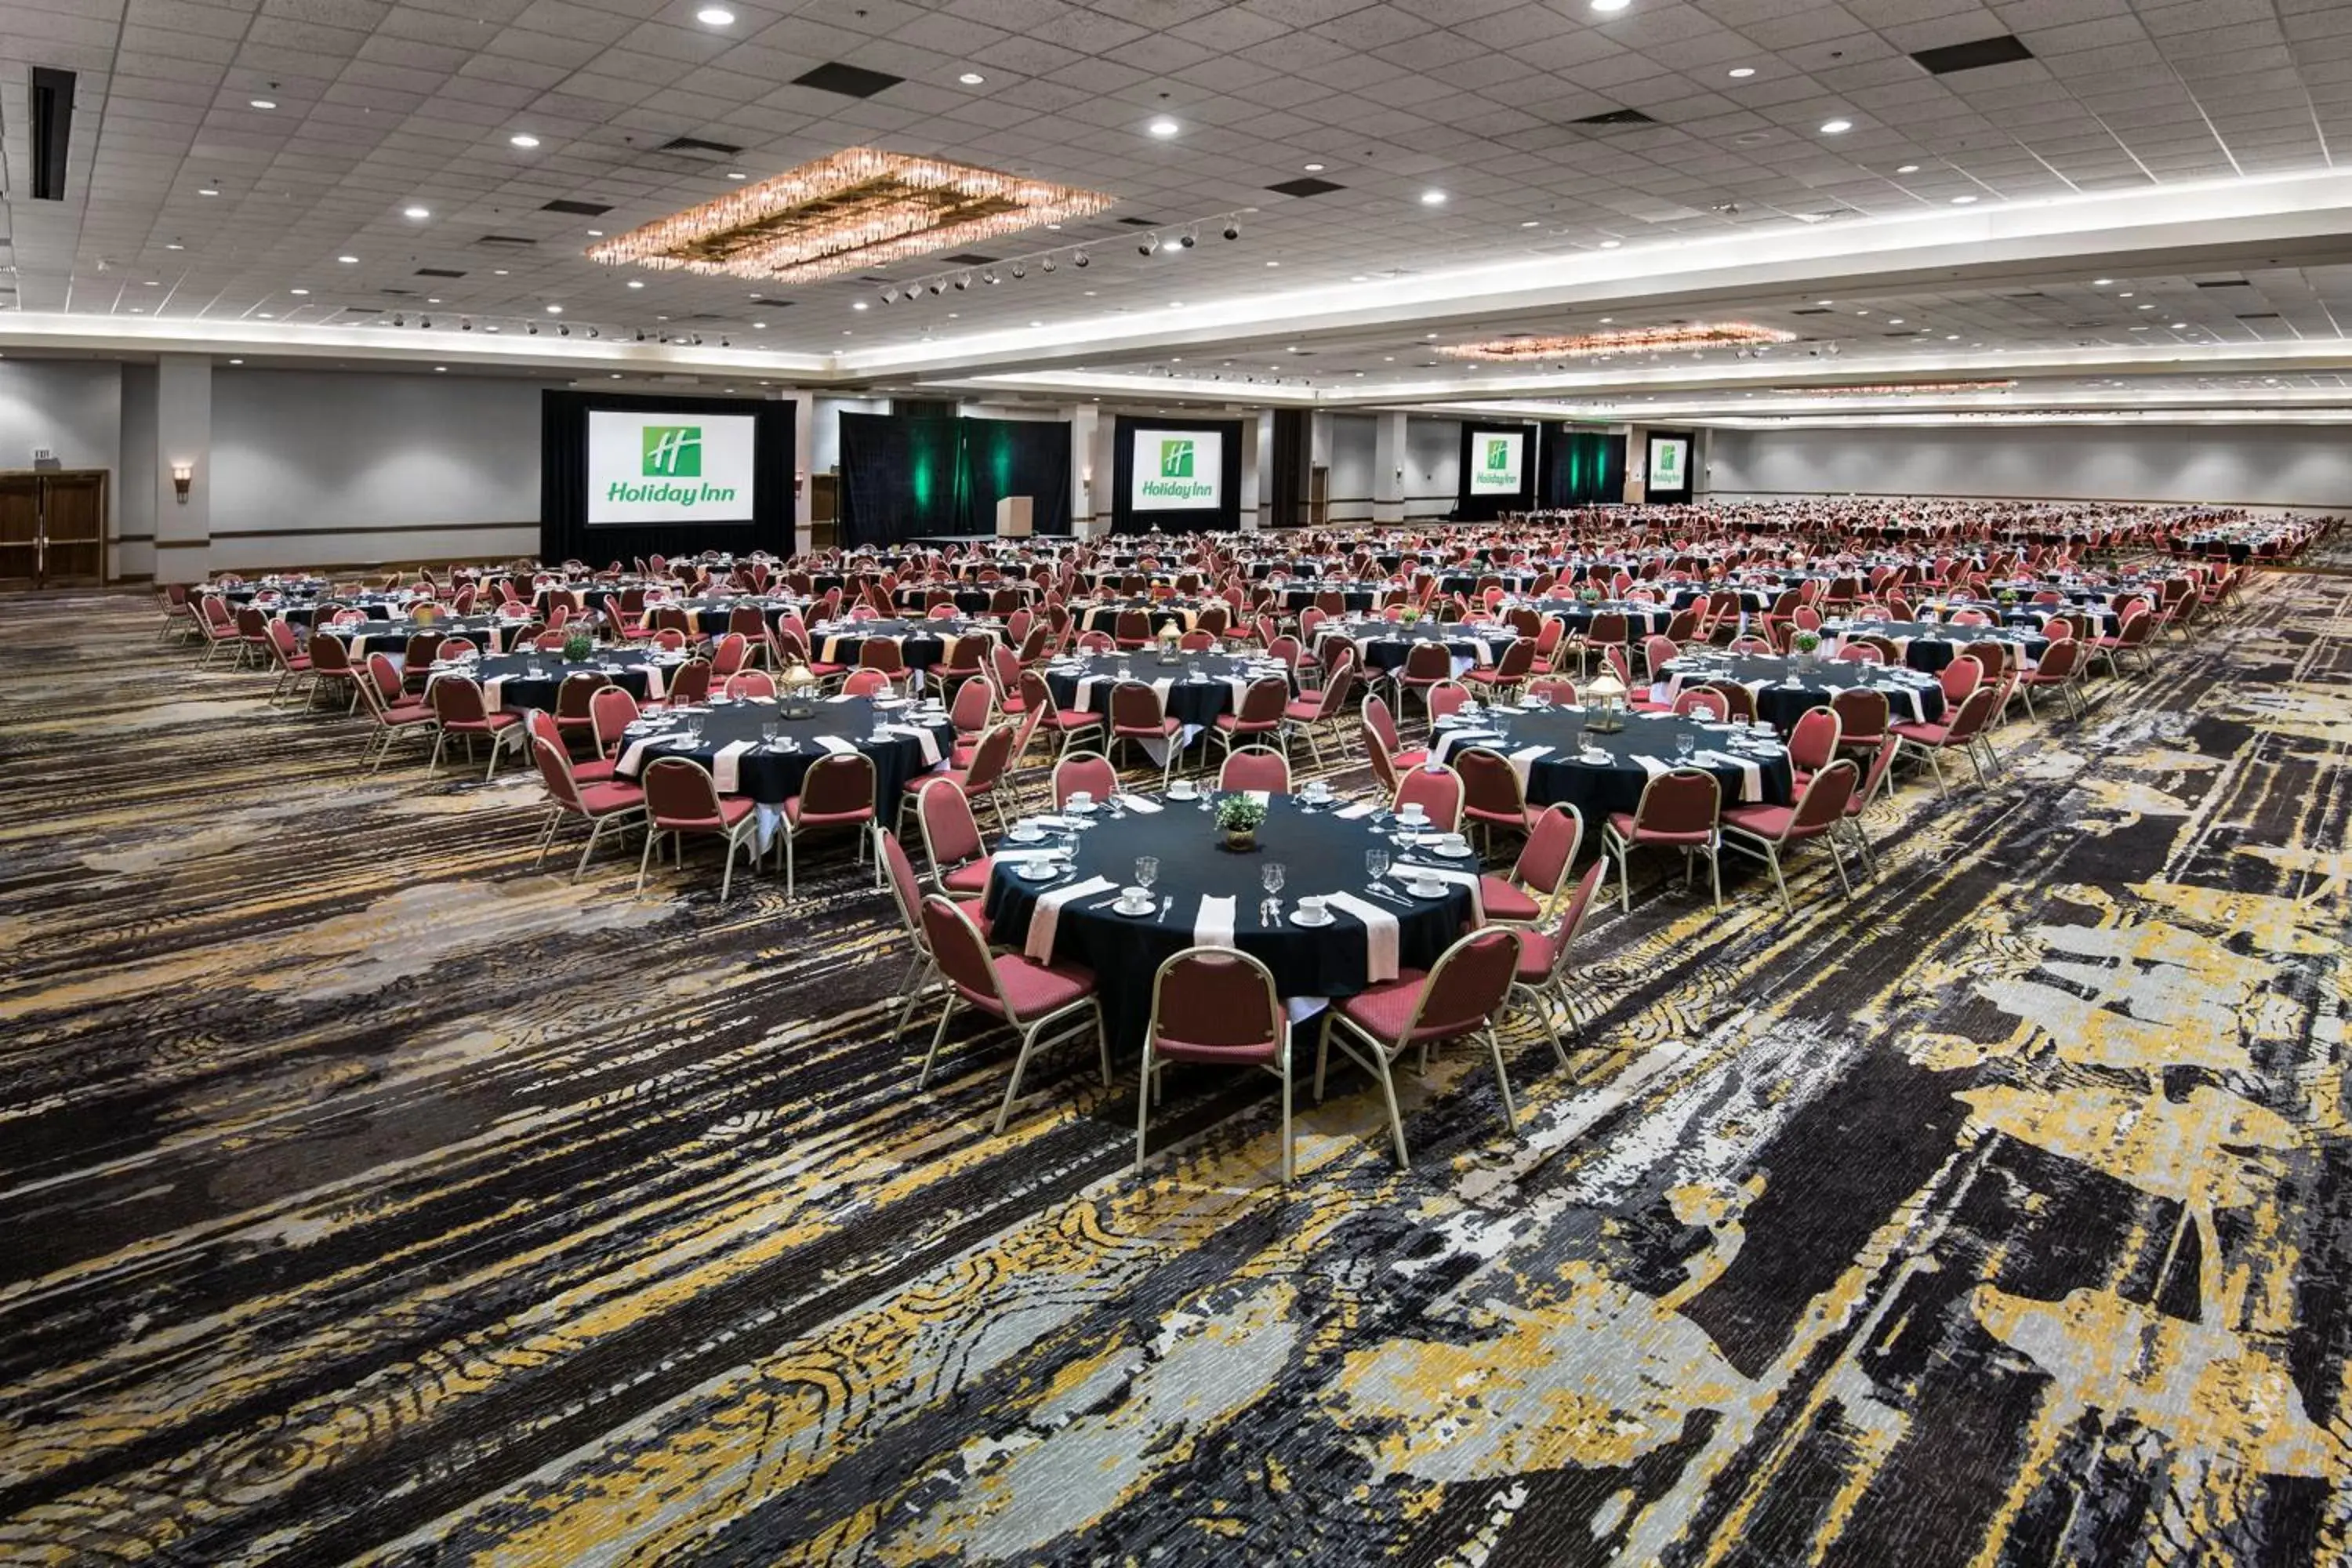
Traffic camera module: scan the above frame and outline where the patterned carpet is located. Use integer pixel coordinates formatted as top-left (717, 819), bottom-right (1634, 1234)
top-left (2, 576), bottom-right (2347, 1566)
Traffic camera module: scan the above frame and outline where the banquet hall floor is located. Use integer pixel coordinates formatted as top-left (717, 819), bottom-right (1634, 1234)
top-left (2, 579), bottom-right (2349, 1566)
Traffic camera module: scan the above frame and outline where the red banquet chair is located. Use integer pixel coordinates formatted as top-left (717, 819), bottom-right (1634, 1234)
top-left (1218, 746), bottom-right (1291, 793)
top-left (1509, 858), bottom-right (1609, 1062)
top-left (635, 757), bottom-right (761, 901)
top-left (1051, 750), bottom-right (1118, 811)
top-left (916, 896), bottom-right (1109, 1135)
top-left (1893, 685), bottom-right (2002, 795)
top-left (426, 673), bottom-right (522, 782)
top-left (880, 828), bottom-right (986, 1047)
top-left (1482, 802), bottom-right (1582, 924)
top-left (778, 750), bottom-right (878, 899)
top-left (1392, 760), bottom-right (1466, 831)
top-left (528, 733), bottom-right (644, 880)
top-left (1600, 766), bottom-right (1722, 913)
top-left (1313, 927), bottom-right (1525, 1168)
top-left (357, 652), bottom-right (437, 771)
top-left (915, 772), bottom-right (996, 897)
top-left (1456, 746), bottom-right (1541, 851)
top-left (1137, 948), bottom-right (1294, 1183)
top-left (1722, 757), bottom-right (1862, 912)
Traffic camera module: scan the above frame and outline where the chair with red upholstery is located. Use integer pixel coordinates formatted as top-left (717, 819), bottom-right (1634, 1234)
top-left (1424, 680), bottom-right (1472, 729)
top-left (1218, 745), bottom-right (1290, 793)
top-left (779, 750), bottom-right (879, 898)
top-left (549, 671), bottom-right (606, 748)
top-left (1893, 684), bottom-right (2001, 794)
top-left (263, 619), bottom-right (314, 706)
top-left (635, 757), bottom-right (761, 900)
top-left (1722, 757), bottom-right (1860, 911)
top-left (1360, 692), bottom-right (1425, 770)
top-left (2089, 608), bottom-right (2156, 678)
top-left (881, 829), bottom-right (986, 1046)
top-left (1313, 926), bottom-right (1524, 1167)
top-left (1508, 858), bottom-right (1608, 1061)
top-left (1396, 641), bottom-right (1454, 725)
top-left (1284, 652), bottom-right (1356, 766)
top-left (1213, 675), bottom-right (1290, 764)
top-left (2017, 636), bottom-right (2087, 720)
top-left (357, 652), bottom-right (437, 771)
top-left (1109, 681), bottom-right (1183, 786)
top-left (1526, 675), bottom-right (1577, 706)
top-left (1392, 760), bottom-right (1465, 831)
top-left (1785, 706), bottom-right (1842, 789)
top-left (1480, 801), bottom-right (1581, 924)
top-left (1456, 746), bottom-right (1540, 851)
top-left (723, 670), bottom-right (775, 700)
top-left (909, 772), bottom-right (997, 901)
top-left (839, 668), bottom-right (890, 699)
top-left (427, 674), bottom-right (522, 781)
top-left (1462, 637), bottom-right (1534, 702)
top-left (1840, 735), bottom-right (1900, 877)
top-left (1051, 750), bottom-right (1118, 811)
top-left (1025, 670), bottom-right (1106, 762)
top-left (1828, 688), bottom-right (1891, 795)
top-left (529, 733), bottom-right (644, 878)
top-left (1075, 628), bottom-right (1116, 654)
top-left (916, 895), bottom-right (1109, 1134)
top-left (232, 605), bottom-right (275, 670)
top-left (1138, 949), bottom-right (1293, 1182)
top-left (708, 631), bottom-right (752, 682)
top-left (858, 637), bottom-right (908, 691)
top-left (1600, 767), bottom-right (1721, 912)
top-left (1671, 688), bottom-right (1728, 721)
top-left (527, 708), bottom-right (615, 783)
top-left (303, 630), bottom-right (362, 713)
top-left (1836, 641), bottom-right (1884, 665)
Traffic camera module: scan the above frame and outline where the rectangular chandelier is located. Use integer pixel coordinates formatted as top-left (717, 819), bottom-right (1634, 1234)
top-left (1790, 380), bottom-right (2017, 395)
top-left (586, 147), bottom-right (1114, 285)
top-left (1440, 323), bottom-right (1795, 361)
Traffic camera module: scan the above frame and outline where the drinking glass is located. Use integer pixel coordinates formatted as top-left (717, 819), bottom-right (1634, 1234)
top-left (1675, 731), bottom-right (1696, 762)
top-left (760, 719), bottom-right (778, 745)
top-left (1367, 847), bottom-right (1391, 883)
top-left (1135, 855), bottom-right (1159, 894)
top-left (1262, 862), bottom-right (1287, 898)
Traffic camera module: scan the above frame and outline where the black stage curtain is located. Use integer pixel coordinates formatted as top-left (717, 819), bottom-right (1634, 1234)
top-left (1454, 422), bottom-right (1541, 521)
top-left (960, 416), bottom-right (1073, 536)
top-left (1111, 415), bottom-right (1244, 535)
top-left (1269, 408), bottom-right (1309, 529)
top-left (838, 414), bottom-right (1074, 547)
top-left (1644, 427), bottom-right (1697, 505)
top-left (1540, 427), bottom-right (1625, 508)
top-left (541, 391), bottom-right (794, 567)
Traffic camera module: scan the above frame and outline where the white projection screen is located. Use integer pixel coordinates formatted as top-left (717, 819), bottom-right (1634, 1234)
top-left (1468, 430), bottom-right (1526, 495)
top-left (586, 411), bottom-right (759, 525)
top-left (1647, 434), bottom-right (1690, 492)
top-left (1129, 428), bottom-right (1225, 511)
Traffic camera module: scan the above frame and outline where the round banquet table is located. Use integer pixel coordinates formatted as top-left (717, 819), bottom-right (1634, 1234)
top-left (1434, 568), bottom-right (1541, 595)
top-left (1271, 581), bottom-right (1388, 613)
top-left (811, 617), bottom-right (999, 671)
top-left (1657, 652), bottom-right (1947, 732)
top-left (1530, 599), bottom-right (1675, 638)
top-left (440, 648), bottom-right (677, 712)
top-left (662, 594), bottom-right (808, 635)
top-left (1330, 618), bottom-right (1517, 674)
top-left (1831, 620), bottom-right (2047, 675)
top-left (326, 615), bottom-right (530, 659)
top-left (213, 579), bottom-right (328, 606)
top-left (611, 693), bottom-right (952, 814)
top-left (982, 793), bottom-right (1478, 1051)
top-left (892, 585), bottom-right (1029, 615)
top-left (1042, 651), bottom-right (1291, 729)
top-left (1428, 706), bottom-right (1792, 821)
top-left (1915, 599), bottom-right (2121, 637)
top-left (1668, 584), bottom-right (1777, 612)
top-left (1073, 599), bottom-right (1203, 636)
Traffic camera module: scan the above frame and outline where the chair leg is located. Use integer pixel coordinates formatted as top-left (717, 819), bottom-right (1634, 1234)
top-left (1766, 844), bottom-right (1790, 913)
top-left (1484, 1026), bottom-right (1519, 1134)
top-left (635, 827), bottom-right (659, 895)
top-left (993, 1021), bottom-right (1045, 1135)
top-left (782, 829), bottom-right (796, 899)
top-left (1278, 1048), bottom-right (1294, 1185)
top-left (427, 731), bottom-right (447, 777)
top-left (1312, 1014), bottom-right (1334, 1102)
top-left (484, 737), bottom-right (503, 782)
top-left (1826, 834), bottom-right (1856, 898)
top-left (1370, 1045), bottom-right (1410, 1169)
top-left (917, 996), bottom-right (960, 1088)
top-left (572, 815), bottom-right (612, 880)
top-left (1134, 1040), bottom-right (1155, 1173)
top-left (1094, 999), bottom-right (1112, 1087)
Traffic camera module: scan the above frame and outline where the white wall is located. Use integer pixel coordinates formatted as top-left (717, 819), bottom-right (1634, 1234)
top-left (1707, 424), bottom-right (2352, 512)
top-left (209, 368), bottom-right (552, 568)
top-left (1405, 416), bottom-right (1460, 519)
top-left (1329, 413), bottom-right (1376, 522)
top-left (0, 358), bottom-right (122, 524)
top-left (118, 365), bottom-right (156, 580)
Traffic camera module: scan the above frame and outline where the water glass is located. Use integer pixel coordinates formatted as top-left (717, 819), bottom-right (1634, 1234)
top-left (1675, 731), bottom-right (1696, 762)
top-left (760, 719), bottom-right (778, 745)
top-left (1135, 855), bottom-right (1159, 893)
top-left (1367, 848), bottom-right (1391, 883)
top-left (1261, 862), bottom-right (1287, 901)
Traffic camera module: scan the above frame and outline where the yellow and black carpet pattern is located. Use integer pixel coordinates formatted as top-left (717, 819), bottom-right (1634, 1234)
top-left (1, 577), bottom-right (2348, 1566)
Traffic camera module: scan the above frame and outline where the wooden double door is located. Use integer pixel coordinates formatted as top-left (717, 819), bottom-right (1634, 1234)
top-left (0, 470), bottom-right (107, 589)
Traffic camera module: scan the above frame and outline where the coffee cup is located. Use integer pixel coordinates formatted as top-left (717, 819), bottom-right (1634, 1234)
top-left (1298, 895), bottom-right (1328, 920)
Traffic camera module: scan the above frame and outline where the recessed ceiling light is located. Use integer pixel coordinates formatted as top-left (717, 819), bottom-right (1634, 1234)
top-left (1303, 162), bottom-right (1326, 172)
top-left (752, 320), bottom-right (767, 328)
top-left (2138, 303), bottom-right (2154, 310)
top-left (627, 279), bottom-right (644, 289)
top-left (1951, 194), bottom-right (1978, 205)
top-left (403, 205), bottom-right (429, 219)
top-left (696, 5), bottom-right (735, 24)
top-left (1727, 67), bottom-right (1755, 78)
top-left (1520, 219), bottom-right (1540, 227)
top-left (1599, 239), bottom-right (1621, 249)
top-left (228, 358), bottom-right (242, 365)
top-left (1889, 318), bottom-right (1904, 324)
top-left (336, 254), bottom-right (358, 263)
top-left (1169, 300), bottom-right (1184, 307)
top-left (2092, 278), bottom-right (2113, 286)
top-left (852, 301), bottom-right (869, 310)
top-left (494, 268), bottom-right (510, 276)
top-left (289, 287), bottom-right (309, 296)
top-left (2172, 321), bottom-right (2189, 329)
top-left (199, 186), bottom-right (220, 196)
top-left (959, 71), bottom-right (985, 84)
top-left (427, 297), bottom-right (441, 303)
top-left (727, 171), bottom-right (746, 180)
top-left (1420, 189), bottom-right (1446, 205)
top-left (434, 365), bottom-right (447, 372)
top-left (1265, 260), bottom-right (1279, 267)
top-left (249, 98), bottom-right (276, 110)
top-left (165, 242), bottom-right (183, 250)
top-left (545, 303), bottom-right (562, 314)
top-left (1590, 0), bottom-right (1629, 11)
top-left (509, 133), bottom-right (539, 148)
top-left (1148, 118), bottom-right (1180, 137)
top-left (1896, 163), bottom-right (1920, 174)
top-left (586, 229), bottom-right (602, 237)
top-left (254, 311), bottom-right (269, 318)
top-left (1946, 334), bottom-right (1959, 340)
top-left (1820, 118), bottom-right (1853, 134)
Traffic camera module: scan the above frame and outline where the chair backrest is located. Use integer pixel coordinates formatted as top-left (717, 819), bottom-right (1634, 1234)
top-left (726, 670), bottom-right (778, 699)
top-left (1829, 687), bottom-right (1889, 746)
top-left (1541, 859), bottom-right (1610, 986)
top-left (880, 829), bottom-right (928, 946)
top-left (1392, 761), bottom-right (1465, 830)
top-left (800, 750), bottom-right (877, 818)
top-left (1790, 757), bottom-right (1859, 834)
top-left (917, 774), bottom-right (986, 868)
top-left (1632, 768), bottom-right (1721, 836)
top-left (949, 675), bottom-right (994, 732)
top-left (964, 723), bottom-right (1016, 789)
top-left (530, 734), bottom-right (586, 811)
top-left (860, 637), bottom-right (906, 673)
top-left (1938, 654), bottom-right (1984, 704)
top-left (1110, 681), bottom-right (1166, 733)
top-left (1401, 927), bottom-right (1521, 1044)
top-left (429, 674), bottom-right (489, 724)
top-left (1365, 722), bottom-right (1403, 797)
top-left (1053, 750), bottom-right (1117, 808)
top-left (1116, 609), bottom-right (1151, 643)
top-left (2037, 638), bottom-right (2082, 678)
top-left (1218, 746), bottom-right (1290, 793)
top-left (1940, 685), bottom-right (2001, 742)
top-left (1151, 948), bottom-right (1283, 1058)
top-left (1401, 641), bottom-right (1452, 681)
top-left (1512, 803), bottom-right (1583, 900)
top-left (1455, 746), bottom-right (1524, 818)
top-left (1697, 680), bottom-right (1754, 723)
top-left (1672, 688), bottom-right (1727, 721)
top-left (1362, 691), bottom-right (1403, 753)
top-left (1493, 638), bottom-right (1534, 678)
top-left (1236, 675), bottom-right (1288, 724)
top-left (842, 668), bottom-right (890, 698)
top-left (1425, 681), bottom-right (1470, 725)
top-left (1853, 734), bottom-right (1899, 807)
top-left (920, 895), bottom-right (1011, 1015)
top-left (590, 684), bottom-right (641, 753)
top-left (555, 670), bottom-right (607, 719)
top-left (1642, 634), bottom-right (1679, 670)
top-left (642, 757), bottom-right (727, 828)
top-left (1787, 706), bottom-right (1842, 772)
top-left (1527, 676), bottom-right (1576, 705)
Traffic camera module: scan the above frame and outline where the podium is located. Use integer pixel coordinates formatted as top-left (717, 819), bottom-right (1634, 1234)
top-left (995, 495), bottom-right (1033, 539)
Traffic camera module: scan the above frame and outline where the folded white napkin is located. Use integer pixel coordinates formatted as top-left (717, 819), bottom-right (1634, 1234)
top-left (1119, 795), bottom-right (1163, 814)
top-left (1074, 675), bottom-right (1105, 712)
top-left (1699, 750), bottom-right (1765, 802)
top-left (1323, 890), bottom-right (1400, 982)
top-left (884, 724), bottom-right (942, 766)
top-left (481, 676), bottom-right (507, 710)
top-left (642, 664), bottom-right (668, 700)
top-left (1507, 743), bottom-right (1552, 784)
top-left (709, 739), bottom-right (755, 793)
top-left (1151, 677), bottom-right (1175, 702)
top-left (812, 735), bottom-right (858, 756)
top-left (1334, 800), bottom-right (1375, 820)
top-left (994, 848), bottom-right (1069, 868)
top-left (616, 734), bottom-right (665, 775)
top-left (1629, 754), bottom-right (1671, 779)
top-left (1397, 862), bottom-right (1486, 922)
top-left (1195, 893), bottom-right (1239, 949)
top-left (1025, 875), bottom-right (1115, 960)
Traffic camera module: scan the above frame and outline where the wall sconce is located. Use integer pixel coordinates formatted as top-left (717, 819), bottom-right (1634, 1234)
top-left (793, 470), bottom-right (805, 496)
top-left (171, 462), bottom-right (194, 503)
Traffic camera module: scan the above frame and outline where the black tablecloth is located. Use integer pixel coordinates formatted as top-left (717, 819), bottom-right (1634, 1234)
top-left (1530, 600), bottom-right (1675, 639)
top-left (1658, 653), bottom-right (1947, 731)
top-left (453, 648), bottom-right (673, 712)
top-left (893, 586), bottom-right (1029, 615)
top-left (1832, 621), bottom-right (2048, 674)
top-left (982, 794), bottom-right (1475, 1049)
top-left (612, 694), bottom-right (950, 811)
top-left (333, 615), bottom-right (528, 658)
top-left (1431, 706), bottom-right (1792, 821)
top-left (1073, 600), bottom-right (1203, 636)
top-left (664, 595), bottom-right (806, 635)
top-left (814, 618), bottom-right (998, 670)
top-left (1331, 619), bottom-right (1517, 673)
top-left (1272, 583), bottom-right (1391, 613)
top-left (1043, 652), bottom-right (1289, 729)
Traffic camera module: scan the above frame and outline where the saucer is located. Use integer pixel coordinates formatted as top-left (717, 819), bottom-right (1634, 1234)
top-left (1015, 861), bottom-right (1067, 881)
top-left (1432, 842), bottom-right (1476, 859)
top-left (1113, 898), bottom-right (1156, 916)
top-left (1008, 826), bottom-right (1047, 844)
top-left (1290, 908), bottom-right (1335, 927)
top-left (1402, 878), bottom-right (1446, 899)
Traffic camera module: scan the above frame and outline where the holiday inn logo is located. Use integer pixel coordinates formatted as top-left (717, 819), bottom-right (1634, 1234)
top-left (642, 426), bottom-right (702, 478)
top-left (1483, 437), bottom-right (1510, 473)
top-left (1159, 438), bottom-right (1194, 478)
top-left (1138, 434), bottom-right (1215, 503)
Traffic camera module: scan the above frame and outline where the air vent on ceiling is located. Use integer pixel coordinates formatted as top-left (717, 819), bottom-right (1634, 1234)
top-left (659, 135), bottom-right (743, 156)
top-left (2195, 278), bottom-right (2252, 288)
top-left (1911, 34), bottom-right (2034, 75)
top-left (415, 267), bottom-right (466, 278)
top-left (543, 198), bottom-right (611, 216)
top-left (1266, 176), bottom-right (1344, 198)
top-left (29, 67), bottom-right (74, 201)
top-left (2003, 292), bottom-right (2051, 299)
top-left (2237, 311), bottom-right (2281, 320)
top-left (1791, 307), bottom-right (1831, 315)
top-left (1117, 217), bottom-right (1160, 227)
top-left (1573, 107), bottom-right (1657, 126)
top-left (340, 306), bottom-right (383, 314)
top-left (793, 62), bottom-right (902, 99)
top-left (942, 252), bottom-right (996, 265)
top-left (477, 234), bottom-right (537, 246)
top-left (379, 287), bottom-right (416, 296)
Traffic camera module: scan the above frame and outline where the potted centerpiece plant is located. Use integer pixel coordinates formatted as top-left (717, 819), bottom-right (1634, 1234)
top-left (562, 629), bottom-right (594, 662)
top-left (1399, 603), bottom-right (1423, 626)
top-left (1216, 793), bottom-right (1267, 851)
top-left (1790, 628), bottom-right (1823, 670)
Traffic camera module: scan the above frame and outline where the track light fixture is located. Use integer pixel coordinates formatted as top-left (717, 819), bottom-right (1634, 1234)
top-left (880, 286), bottom-right (898, 303)
top-left (1222, 222), bottom-right (1240, 240)
top-left (1178, 228), bottom-right (1196, 248)
top-left (527, 323), bottom-right (539, 335)
top-left (419, 317), bottom-right (431, 328)
top-left (1010, 261), bottom-right (1025, 279)
top-left (953, 272), bottom-right (971, 290)
top-left (1073, 249), bottom-right (1089, 267)
top-left (929, 279), bottom-right (946, 295)
top-left (460, 319), bottom-right (472, 331)
top-left (557, 323), bottom-right (569, 336)
top-left (1040, 256), bottom-right (1056, 273)
top-left (1138, 233), bottom-right (1157, 255)
top-left (719, 336), bottom-right (729, 347)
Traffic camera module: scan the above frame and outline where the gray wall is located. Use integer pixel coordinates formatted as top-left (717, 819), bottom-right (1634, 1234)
top-left (1707, 424), bottom-right (2352, 511)
top-left (118, 365), bottom-right (156, 580)
top-left (1405, 416), bottom-right (1460, 518)
top-left (0, 358), bottom-right (122, 522)
top-left (209, 369), bottom-right (549, 568)
top-left (1329, 414), bottom-right (1376, 522)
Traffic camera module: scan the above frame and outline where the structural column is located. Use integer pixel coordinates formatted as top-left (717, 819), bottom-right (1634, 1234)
top-left (1372, 411), bottom-right (1406, 523)
top-left (1068, 404), bottom-right (1099, 537)
top-left (151, 354), bottom-right (212, 584)
top-left (788, 389), bottom-right (815, 554)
